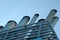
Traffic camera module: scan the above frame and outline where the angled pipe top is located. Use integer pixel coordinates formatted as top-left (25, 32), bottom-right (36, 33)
top-left (50, 16), bottom-right (59, 27)
top-left (4, 20), bottom-right (17, 30)
top-left (46, 9), bottom-right (57, 23)
top-left (38, 19), bottom-right (45, 22)
top-left (17, 16), bottom-right (30, 27)
top-left (29, 13), bottom-right (39, 24)
top-left (0, 26), bottom-right (3, 29)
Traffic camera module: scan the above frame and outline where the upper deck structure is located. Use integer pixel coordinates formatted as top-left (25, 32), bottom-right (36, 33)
top-left (0, 9), bottom-right (59, 40)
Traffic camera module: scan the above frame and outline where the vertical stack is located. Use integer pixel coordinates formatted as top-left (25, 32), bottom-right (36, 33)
top-left (39, 9), bottom-right (59, 40)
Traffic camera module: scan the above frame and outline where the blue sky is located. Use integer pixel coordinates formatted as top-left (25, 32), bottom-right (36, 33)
top-left (0, 0), bottom-right (60, 39)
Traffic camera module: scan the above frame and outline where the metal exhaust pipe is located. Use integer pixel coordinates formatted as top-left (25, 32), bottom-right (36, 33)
top-left (29, 13), bottom-right (39, 24)
top-left (50, 16), bottom-right (59, 27)
top-left (0, 26), bottom-right (3, 30)
top-left (38, 19), bottom-right (45, 22)
top-left (17, 16), bottom-right (30, 27)
top-left (46, 9), bottom-right (57, 23)
top-left (4, 20), bottom-right (17, 30)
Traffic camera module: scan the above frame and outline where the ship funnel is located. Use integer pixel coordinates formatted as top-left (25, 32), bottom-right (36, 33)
top-left (17, 16), bottom-right (30, 27)
top-left (50, 16), bottom-right (59, 27)
top-left (29, 13), bottom-right (39, 24)
top-left (46, 9), bottom-right (57, 23)
top-left (4, 20), bottom-right (17, 30)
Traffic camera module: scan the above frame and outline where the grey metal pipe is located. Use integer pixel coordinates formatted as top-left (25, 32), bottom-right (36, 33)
top-left (46, 9), bottom-right (57, 23)
top-left (17, 16), bottom-right (30, 27)
top-left (50, 16), bottom-right (59, 27)
top-left (37, 19), bottom-right (45, 25)
top-left (29, 13), bottom-right (39, 24)
top-left (0, 26), bottom-right (3, 30)
top-left (38, 19), bottom-right (45, 22)
top-left (4, 20), bottom-right (17, 30)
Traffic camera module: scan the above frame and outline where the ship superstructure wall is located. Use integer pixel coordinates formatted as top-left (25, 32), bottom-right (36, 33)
top-left (0, 21), bottom-right (59, 40)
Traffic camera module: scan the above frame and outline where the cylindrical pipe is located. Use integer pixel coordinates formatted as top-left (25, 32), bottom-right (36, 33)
top-left (17, 16), bottom-right (30, 27)
top-left (50, 16), bottom-right (59, 27)
top-left (0, 26), bottom-right (3, 30)
top-left (0, 26), bottom-right (4, 31)
top-left (4, 20), bottom-right (17, 30)
top-left (29, 13), bottom-right (39, 24)
top-left (46, 9), bottom-right (57, 23)
top-left (38, 19), bottom-right (45, 22)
